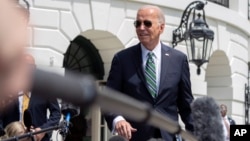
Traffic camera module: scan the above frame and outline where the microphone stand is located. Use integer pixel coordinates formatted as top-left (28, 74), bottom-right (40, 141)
top-left (2, 121), bottom-right (68, 141)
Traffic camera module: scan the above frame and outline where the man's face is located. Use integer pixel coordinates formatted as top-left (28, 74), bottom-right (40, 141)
top-left (220, 106), bottom-right (227, 117)
top-left (135, 8), bottom-right (164, 50)
top-left (0, 1), bottom-right (29, 72)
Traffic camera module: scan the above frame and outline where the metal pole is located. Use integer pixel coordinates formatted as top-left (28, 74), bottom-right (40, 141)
top-left (246, 62), bottom-right (250, 125)
top-left (245, 84), bottom-right (249, 125)
top-left (248, 63), bottom-right (250, 125)
top-left (2, 124), bottom-right (62, 141)
top-left (90, 82), bottom-right (106, 141)
top-left (91, 104), bottom-right (101, 141)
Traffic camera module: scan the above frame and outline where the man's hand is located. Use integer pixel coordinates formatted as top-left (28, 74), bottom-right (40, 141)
top-left (115, 120), bottom-right (137, 140)
top-left (34, 128), bottom-right (45, 141)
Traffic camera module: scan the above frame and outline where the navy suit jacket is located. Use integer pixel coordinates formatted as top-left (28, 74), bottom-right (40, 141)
top-left (228, 117), bottom-right (236, 125)
top-left (105, 43), bottom-right (194, 141)
top-left (0, 93), bottom-right (61, 141)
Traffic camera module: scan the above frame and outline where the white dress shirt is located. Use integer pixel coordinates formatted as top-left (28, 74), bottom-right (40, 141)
top-left (18, 91), bottom-right (31, 122)
top-left (222, 115), bottom-right (230, 141)
top-left (112, 42), bottom-right (162, 133)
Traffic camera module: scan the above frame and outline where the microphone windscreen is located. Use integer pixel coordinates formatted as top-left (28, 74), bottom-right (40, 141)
top-left (23, 109), bottom-right (32, 131)
top-left (191, 97), bottom-right (224, 141)
top-left (109, 135), bottom-right (126, 141)
top-left (61, 101), bottom-right (80, 118)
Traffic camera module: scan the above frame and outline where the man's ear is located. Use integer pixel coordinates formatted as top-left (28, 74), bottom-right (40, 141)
top-left (160, 23), bottom-right (165, 33)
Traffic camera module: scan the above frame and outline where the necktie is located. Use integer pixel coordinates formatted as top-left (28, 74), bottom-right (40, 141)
top-left (223, 117), bottom-right (230, 138)
top-left (22, 92), bottom-right (30, 120)
top-left (145, 52), bottom-right (157, 98)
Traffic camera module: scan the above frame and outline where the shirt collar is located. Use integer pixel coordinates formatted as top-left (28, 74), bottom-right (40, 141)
top-left (141, 42), bottom-right (161, 59)
top-left (18, 91), bottom-right (31, 98)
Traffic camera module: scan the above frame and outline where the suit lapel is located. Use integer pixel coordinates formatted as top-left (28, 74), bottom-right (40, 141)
top-left (28, 93), bottom-right (33, 109)
top-left (158, 43), bottom-right (171, 96)
top-left (133, 43), bottom-right (172, 99)
top-left (15, 99), bottom-right (21, 121)
top-left (132, 44), bottom-right (155, 99)
top-left (133, 44), bottom-right (147, 87)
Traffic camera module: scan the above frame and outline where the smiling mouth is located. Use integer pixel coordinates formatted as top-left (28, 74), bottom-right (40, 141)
top-left (139, 33), bottom-right (149, 37)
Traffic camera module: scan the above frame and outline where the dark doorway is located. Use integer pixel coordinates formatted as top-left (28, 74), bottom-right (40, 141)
top-left (63, 35), bottom-right (105, 141)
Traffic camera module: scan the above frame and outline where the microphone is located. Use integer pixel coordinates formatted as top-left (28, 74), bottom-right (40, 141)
top-left (23, 109), bottom-right (32, 131)
top-left (60, 101), bottom-right (80, 136)
top-left (23, 110), bottom-right (36, 141)
top-left (61, 102), bottom-right (80, 118)
top-left (191, 96), bottom-right (224, 141)
top-left (109, 135), bottom-right (126, 141)
top-left (65, 113), bottom-right (70, 128)
top-left (31, 69), bottom-right (97, 106)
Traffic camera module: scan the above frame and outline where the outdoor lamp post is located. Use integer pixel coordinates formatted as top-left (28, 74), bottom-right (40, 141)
top-left (16, 0), bottom-right (30, 10)
top-left (172, 1), bottom-right (214, 75)
top-left (23, 0), bottom-right (30, 10)
top-left (245, 62), bottom-right (250, 125)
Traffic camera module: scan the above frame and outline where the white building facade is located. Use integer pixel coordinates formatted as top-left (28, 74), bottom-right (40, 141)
top-left (25, 0), bottom-right (250, 138)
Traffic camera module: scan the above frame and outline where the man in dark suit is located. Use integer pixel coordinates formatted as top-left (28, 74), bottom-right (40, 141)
top-left (228, 117), bottom-right (236, 125)
top-left (220, 104), bottom-right (236, 125)
top-left (220, 104), bottom-right (235, 141)
top-left (105, 5), bottom-right (194, 141)
top-left (0, 54), bottom-right (61, 141)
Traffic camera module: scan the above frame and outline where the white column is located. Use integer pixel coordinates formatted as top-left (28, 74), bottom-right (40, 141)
top-left (229, 0), bottom-right (248, 19)
top-left (91, 105), bottom-right (101, 141)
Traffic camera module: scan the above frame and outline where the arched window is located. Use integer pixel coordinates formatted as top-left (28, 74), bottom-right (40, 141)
top-left (63, 36), bottom-right (105, 141)
top-left (63, 35), bottom-right (104, 80)
top-left (208, 0), bottom-right (229, 8)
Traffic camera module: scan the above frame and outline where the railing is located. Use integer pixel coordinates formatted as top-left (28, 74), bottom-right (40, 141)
top-left (207, 0), bottom-right (229, 8)
top-left (90, 81), bottom-right (112, 141)
top-left (90, 81), bottom-right (197, 141)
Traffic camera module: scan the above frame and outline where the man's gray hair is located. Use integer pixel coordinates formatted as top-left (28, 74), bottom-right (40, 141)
top-left (138, 5), bottom-right (165, 24)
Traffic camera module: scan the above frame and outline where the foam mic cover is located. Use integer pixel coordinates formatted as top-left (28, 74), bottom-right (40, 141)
top-left (31, 69), bottom-right (97, 106)
top-left (23, 109), bottom-right (33, 131)
top-left (61, 101), bottom-right (80, 118)
top-left (108, 135), bottom-right (126, 141)
top-left (191, 97), bottom-right (224, 141)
